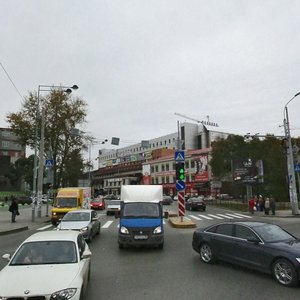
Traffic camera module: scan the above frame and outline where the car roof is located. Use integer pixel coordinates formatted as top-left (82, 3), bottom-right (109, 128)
top-left (22, 230), bottom-right (81, 243)
top-left (66, 209), bottom-right (93, 213)
top-left (205, 221), bottom-right (271, 229)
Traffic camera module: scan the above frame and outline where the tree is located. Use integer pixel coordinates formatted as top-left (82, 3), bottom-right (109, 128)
top-left (6, 89), bottom-right (88, 189)
top-left (210, 134), bottom-right (289, 201)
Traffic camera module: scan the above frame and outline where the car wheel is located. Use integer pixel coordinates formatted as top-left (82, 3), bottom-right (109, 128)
top-left (202, 207), bottom-right (206, 212)
top-left (272, 258), bottom-right (298, 287)
top-left (200, 243), bottom-right (215, 264)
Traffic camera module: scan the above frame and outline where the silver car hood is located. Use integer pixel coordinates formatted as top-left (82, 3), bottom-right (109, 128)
top-left (58, 221), bottom-right (90, 230)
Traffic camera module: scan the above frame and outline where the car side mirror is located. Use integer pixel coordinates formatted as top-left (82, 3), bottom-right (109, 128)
top-left (81, 249), bottom-right (92, 260)
top-left (247, 237), bottom-right (260, 244)
top-left (115, 211), bottom-right (120, 219)
top-left (2, 253), bottom-right (11, 262)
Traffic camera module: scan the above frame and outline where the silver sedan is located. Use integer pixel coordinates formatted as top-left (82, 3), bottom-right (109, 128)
top-left (57, 209), bottom-right (101, 242)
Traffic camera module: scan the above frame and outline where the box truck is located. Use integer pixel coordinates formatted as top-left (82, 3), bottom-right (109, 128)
top-left (118, 185), bottom-right (164, 249)
top-left (51, 187), bottom-right (91, 225)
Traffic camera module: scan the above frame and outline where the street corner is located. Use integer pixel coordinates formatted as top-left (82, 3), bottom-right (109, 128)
top-left (168, 216), bottom-right (197, 228)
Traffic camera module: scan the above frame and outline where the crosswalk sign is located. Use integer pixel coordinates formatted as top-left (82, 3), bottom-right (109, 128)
top-left (175, 150), bottom-right (185, 161)
top-left (45, 159), bottom-right (54, 167)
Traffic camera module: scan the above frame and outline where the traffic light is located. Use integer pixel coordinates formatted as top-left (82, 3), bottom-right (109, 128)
top-left (176, 162), bottom-right (185, 181)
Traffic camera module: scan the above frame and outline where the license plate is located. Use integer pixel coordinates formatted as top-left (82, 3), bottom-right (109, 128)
top-left (134, 235), bottom-right (148, 240)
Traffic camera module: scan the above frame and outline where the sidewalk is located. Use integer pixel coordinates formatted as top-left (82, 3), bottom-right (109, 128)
top-left (0, 204), bottom-right (51, 235)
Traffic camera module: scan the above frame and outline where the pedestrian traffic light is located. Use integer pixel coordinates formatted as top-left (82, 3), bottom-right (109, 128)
top-left (176, 162), bottom-right (185, 181)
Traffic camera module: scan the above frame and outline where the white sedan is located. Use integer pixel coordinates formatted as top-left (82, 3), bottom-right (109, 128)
top-left (0, 230), bottom-right (92, 299)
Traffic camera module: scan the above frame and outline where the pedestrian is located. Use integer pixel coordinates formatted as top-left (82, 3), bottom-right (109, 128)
top-left (249, 197), bottom-right (255, 214)
top-left (259, 195), bottom-right (264, 212)
top-left (9, 197), bottom-right (19, 223)
top-left (270, 196), bottom-right (276, 215)
top-left (264, 197), bottom-right (270, 215)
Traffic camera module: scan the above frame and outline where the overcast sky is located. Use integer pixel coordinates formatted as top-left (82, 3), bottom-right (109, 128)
top-left (1, 0), bottom-right (300, 159)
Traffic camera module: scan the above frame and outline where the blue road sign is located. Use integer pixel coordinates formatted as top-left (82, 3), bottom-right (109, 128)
top-left (175, 150), bottom-right (185, 161)
top-left (295, 163), bottom-right (300, 172)
top-left (176, 180), bottom-right (186, 191)
top-left (45, 159), bottom-right (54, 167)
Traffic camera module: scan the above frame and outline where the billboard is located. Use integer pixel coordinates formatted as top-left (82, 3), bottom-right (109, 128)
top-left (232, 158), bottom-right (264, 184)
top-left (194, 154), bottom-right (209, 182)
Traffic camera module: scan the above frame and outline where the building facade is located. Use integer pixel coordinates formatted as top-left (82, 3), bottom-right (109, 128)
top-left (0, 128), bottom-right (26, 191)
top-left (92, 122), bottom-right (230, 196)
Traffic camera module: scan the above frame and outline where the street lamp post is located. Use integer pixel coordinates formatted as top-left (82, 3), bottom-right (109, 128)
top-left (34, 84), bottom-right (78, 219)
top-left (283, 92), bottom-right (300, 215)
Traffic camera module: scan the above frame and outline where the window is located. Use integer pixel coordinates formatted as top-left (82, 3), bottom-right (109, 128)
top-left (161, 164), bottom-right (165, 171)
top-left (166, 164), bottom-right (169, 171)
top-left (235, 225), bottom-right (258, 241)
top-left (215, 224), bottom-right (234, 236)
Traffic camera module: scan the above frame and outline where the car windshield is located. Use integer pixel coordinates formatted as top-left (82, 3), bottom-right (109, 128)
top-left (10, 241), bottom-right (77, 265)
top-left (55, 197), bottom-right (78, 207)
top-left (92, 198), bottom-right (102, 203)
top-left (63, 212), bottom-right (90, 222)
top-left (254, 224), bottom-right (295, 242)
top-left (123, 203), bottom-right (160, 218)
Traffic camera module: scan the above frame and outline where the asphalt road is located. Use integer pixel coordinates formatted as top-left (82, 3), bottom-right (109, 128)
top-left (1, 204), bottom-right (300, 299)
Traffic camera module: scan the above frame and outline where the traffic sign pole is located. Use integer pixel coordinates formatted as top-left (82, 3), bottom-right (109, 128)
top-left (178, 191), bottom-right (185, 220)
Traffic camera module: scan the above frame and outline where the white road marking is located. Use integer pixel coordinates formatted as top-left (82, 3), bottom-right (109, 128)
top-left (208, 214), bottom-right (223, 219)
top-left (102, 220), bottom-right (114, 228)
top-left (216, 214), bottom-right (233, 219)
top-left (37, 224), bottom-right (53, 231)
top-left (225, 213), bottom-right (243, 219)
top-left (234, 213), bottom-right (253, 219)
top-left (189, 215), bottom-right (202, 220)
top-left (198, 214), bottom-right (213, 220)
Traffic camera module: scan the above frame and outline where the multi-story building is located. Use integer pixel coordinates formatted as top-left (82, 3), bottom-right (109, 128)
top-left (0, 128), bottom-right (26, 190)
top-left (92, 122), bottom-right (230, 196)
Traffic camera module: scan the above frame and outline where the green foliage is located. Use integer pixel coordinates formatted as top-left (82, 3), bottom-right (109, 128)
top-left (6, 89), bottom-right (88, 189)
top-left (210, 135), bottom-right (291, 201)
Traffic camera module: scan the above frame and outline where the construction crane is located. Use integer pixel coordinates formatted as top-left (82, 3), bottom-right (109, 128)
top-left (174, 113), bottom-right (219, 127)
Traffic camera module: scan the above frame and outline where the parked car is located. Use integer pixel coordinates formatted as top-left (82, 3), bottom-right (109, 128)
top-left (192, 221), bottom-right (300, 287)
top-left (162, 196), bottom-right (173, 205)
top-left (185, 197), bottom-right (206, 211)
top-left (57, 209), bottom-right (101, 242)
top-left (90, 196), bottom-right (106, 210)
top-left (16, 195), bottom-right (32, 205)
top-left (0, 230), bottom-right (92, 299)
top-left (106, 200), bottom-right (121, 216)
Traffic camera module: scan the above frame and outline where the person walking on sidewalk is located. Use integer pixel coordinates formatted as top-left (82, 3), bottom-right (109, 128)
top-left (264, 197), bottom-right (270, 215)
top-left (270, 196), bottom-right (276, 215)
top-left (9, 197), bottom-right (19, 223)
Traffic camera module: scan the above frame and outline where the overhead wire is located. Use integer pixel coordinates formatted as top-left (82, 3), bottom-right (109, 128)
top-left (0, 62), bottom-right (24, 102)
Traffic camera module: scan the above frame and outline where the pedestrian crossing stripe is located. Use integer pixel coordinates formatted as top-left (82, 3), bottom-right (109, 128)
top-left (38, 213), bottom-right (253, 231)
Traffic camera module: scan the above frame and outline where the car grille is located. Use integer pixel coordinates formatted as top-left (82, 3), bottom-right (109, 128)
top-left (132, 229), bottom-right (151, 235)
top-left (6, 297), bottom-right (46, 300)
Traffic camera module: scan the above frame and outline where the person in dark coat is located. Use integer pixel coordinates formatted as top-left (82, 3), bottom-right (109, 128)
top-left (9, 197), bottom-right (19, 223)
top-left (270, 197), bottom-right (276, 215)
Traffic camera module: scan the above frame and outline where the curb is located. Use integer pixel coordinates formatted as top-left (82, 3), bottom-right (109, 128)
top-left (0, 226), bottom-right (28, 236)
top-left (168, 217), bottom-right (197, 228)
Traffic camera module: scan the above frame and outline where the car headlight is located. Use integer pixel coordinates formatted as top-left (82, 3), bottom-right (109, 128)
top-left (296, 258), bottom-right (300, 263)
top-left (120, 226), bottom-right (129, 234)
top-left (153, 226), bottom-right (162, 234)
top-left (51, 288), bottom-right (77, 299)
top-left (80, 227), bottom-right (88, 233)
